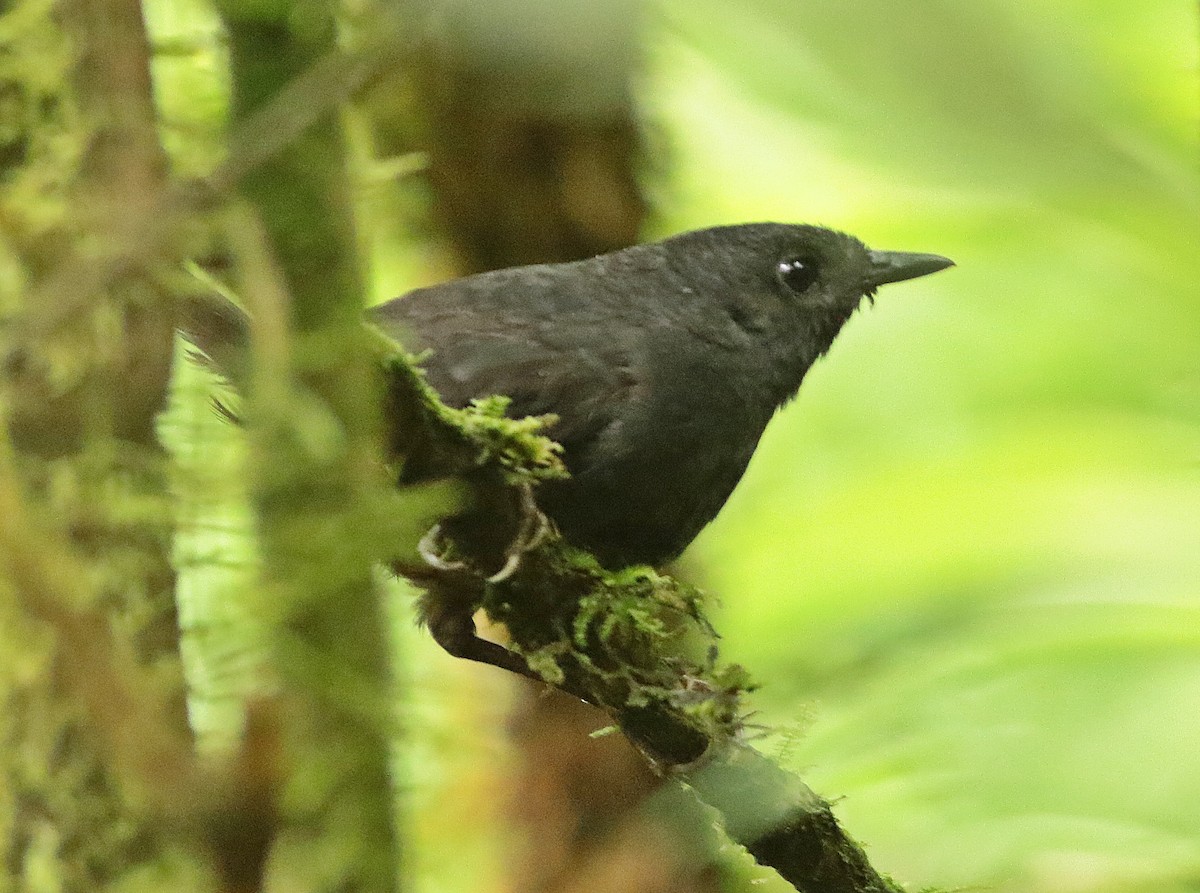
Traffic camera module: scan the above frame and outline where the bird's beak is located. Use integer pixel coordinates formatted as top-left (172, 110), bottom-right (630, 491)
top-left (866, 250), bottom-right (955, 288)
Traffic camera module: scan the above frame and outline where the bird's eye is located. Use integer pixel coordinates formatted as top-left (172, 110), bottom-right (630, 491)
top-left (776, 257), bottom-right (820, 294)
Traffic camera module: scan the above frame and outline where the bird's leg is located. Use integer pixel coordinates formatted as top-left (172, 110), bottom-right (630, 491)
top-left (414, 522), bottom-right (539, 678)
top-left (411, 483), bottom-right (553, 676)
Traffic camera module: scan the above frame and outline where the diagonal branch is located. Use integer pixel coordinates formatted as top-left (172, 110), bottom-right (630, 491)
top-left (182, 286), bottom-right (906, 893)
top-left (415, 529), bottom-right (903, 893)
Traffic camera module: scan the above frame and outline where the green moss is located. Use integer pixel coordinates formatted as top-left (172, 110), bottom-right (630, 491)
top-left (371, 329), bottom-right (565, 487)
top-left (454, 396), bottom-right (564, 484)
top-left (360, 328), bottom-right (755, 749)
top-left (475, 536), bottom-right (754, 746)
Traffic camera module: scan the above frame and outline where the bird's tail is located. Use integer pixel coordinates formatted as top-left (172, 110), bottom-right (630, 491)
top-left (177, 288), bottom-right (252, 388)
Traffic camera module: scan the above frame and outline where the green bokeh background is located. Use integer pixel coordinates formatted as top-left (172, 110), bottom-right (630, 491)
top-left (658, 4), bottom-right (1200, 890)
top-left (156, 1), bottom-right (1200, 891)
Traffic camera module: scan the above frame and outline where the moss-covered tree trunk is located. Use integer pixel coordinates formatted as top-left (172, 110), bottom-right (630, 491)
top-left (1, 0), bottom-right (196, 889)
top-left (215, 1), bottom-right (402, 890)
top-left (3, 0), bottom-right (406, 889)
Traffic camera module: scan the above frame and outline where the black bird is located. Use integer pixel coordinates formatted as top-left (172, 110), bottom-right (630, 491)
top-left (372, 223), bottom-right (951, 569)
top-left (183, 222), bottom-right (952, 675)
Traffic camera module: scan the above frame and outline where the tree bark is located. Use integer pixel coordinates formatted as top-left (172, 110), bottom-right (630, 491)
top-left (1, 0), bottom-right (191, 889)
top-left (215, 1), bottom-right (403, 890)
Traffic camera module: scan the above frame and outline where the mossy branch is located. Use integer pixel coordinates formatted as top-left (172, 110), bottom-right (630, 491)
top-left (346, 319), bottom-right (906, 893)
top-left (176, 153), bottom-right (907, 893)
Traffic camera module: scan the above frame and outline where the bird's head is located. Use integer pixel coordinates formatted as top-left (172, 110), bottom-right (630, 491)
top-left (663, 222), bottom-right (953, 368)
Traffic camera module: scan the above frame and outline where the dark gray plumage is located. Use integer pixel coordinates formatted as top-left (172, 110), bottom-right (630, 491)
top-left (371, 222), bottom-right (952, 568)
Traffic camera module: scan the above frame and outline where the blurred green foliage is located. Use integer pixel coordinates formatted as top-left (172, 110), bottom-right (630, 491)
top-left (657, 2), bottom-right (1199, 891)
top-left (152, 0), bottom-right (1200, 891)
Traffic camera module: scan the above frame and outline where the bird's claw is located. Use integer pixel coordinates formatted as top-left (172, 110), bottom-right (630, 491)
top-left (487, 483), bottom-right (551, 583)
top-left (418, 485), bottom-right (552, 582)
top-left (417, 523), bottom-right (468, 572)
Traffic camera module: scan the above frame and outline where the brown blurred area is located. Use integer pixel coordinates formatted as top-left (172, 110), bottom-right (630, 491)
top-left (372, 0), bottom-right (649, 274)
top-left (366, 2), bottom-right (720, 890)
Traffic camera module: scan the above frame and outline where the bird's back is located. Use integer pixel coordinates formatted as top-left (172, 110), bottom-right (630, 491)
top-left (369, 251), bottom-right (777, 568)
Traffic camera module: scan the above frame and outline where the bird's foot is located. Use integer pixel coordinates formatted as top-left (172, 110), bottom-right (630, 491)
top-left (416, 483), bottom-right (552, 582)
top-left (486, 483), bottom-right (551, 583)
top-left (417, 523), bottom-right (468, 572)
top-left (413, 483), bottom-right (554, 681)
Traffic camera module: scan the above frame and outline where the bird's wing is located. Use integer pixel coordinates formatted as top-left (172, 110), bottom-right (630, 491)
top-left (369, 273), bottom-right (637, 460)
